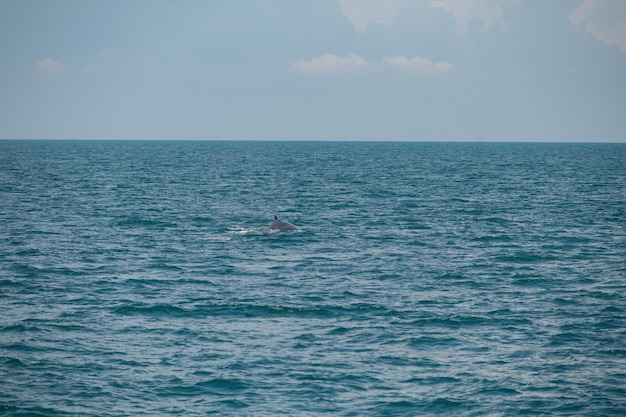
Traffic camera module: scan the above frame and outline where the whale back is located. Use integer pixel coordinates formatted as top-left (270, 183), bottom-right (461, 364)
top-left (268, 216), bottom-right (298, 231)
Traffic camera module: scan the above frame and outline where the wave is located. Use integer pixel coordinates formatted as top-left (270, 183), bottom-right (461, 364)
top-left (112, 217), bottom-right (178, 229)
top-left (110, 301), bottom-right (395, 320)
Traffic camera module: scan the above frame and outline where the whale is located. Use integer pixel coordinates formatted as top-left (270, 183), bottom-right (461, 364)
top-left (268, 215), bottom-right (299, 231)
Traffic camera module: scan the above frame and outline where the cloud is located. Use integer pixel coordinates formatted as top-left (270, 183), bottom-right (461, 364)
top-left (291, 53), bottom-right (455, 75)
top-left (338, 0), bottom-right (511, 36)
top-left (569, 0), bottom-right (626, 52)
top-left (429, 0), bottom-right (510, 35)
top-left (36, 57), bottom-right (64, 74)
top-left (339, 0), bottom-right (406, 34)
top-left (383, 55), bottom-right (456, 73)
top-left (291, 53), bottom-right (370, 74)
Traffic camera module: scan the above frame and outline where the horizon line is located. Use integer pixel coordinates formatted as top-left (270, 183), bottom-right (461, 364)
top-left (1, 138), bottom-right (625, 144)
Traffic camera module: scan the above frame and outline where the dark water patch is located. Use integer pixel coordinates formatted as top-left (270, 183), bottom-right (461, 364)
top-left (145, 262), bottom-right (185, 272)
top-left (474, 385), bottom-right (521, 396)
top-left (113, 303), bottom-right (188, 317)
top-left (408, 335), bottom-right (461, 347)
top-left (194, 377), bottom-right (248, 393)
top-left (424, 397), bottom-right (469, 413)
top-left (112, 301), bottom-right (353, 319)
top-left (511, 273), bottom-right (545, 286)
top-left (404, 221), bottom-right (431, 230)
top-left (0, 343), bottom-right (61, 354)
top-left (0, 278), bottom-right (24, 290)
top-left (209, 398), bottom-right (250, 410)
top-left (378, 355), bottom-right (444, 369)
top-left (406, 314), bottom-right (492, 329)
top-left (0, 406), bottom-right (71, 417)
top-left (326, 326), bottom-right (351, 335)
top-left (25, 230), bottom-right (64, 236)
top-left (404, 375), bottom-right (460, 385)
top-left (13, 248), bottom-right (43, 257)
top-left (193, 302), bottom-right (395, 319)
top-left (153, 377), bottom-right (249, 398)
top-left (190, 215), bottom-right (215, 225)
top-left (0, 356), bottom-right (27, 367)
top-left (548, 331), bottom-right (588, 347)
top-left (112, 217), bottom-right (178, 229)
top-left (212, 303), bottom-right (332, 319)
top-left (495, 251), bottom-right (556, 264)
top-left (372, 400), bottom-right (419, 414)
top-left (10, 263), bottom-right (44, 277)
top-left (0, 323), bottom-right (49, 334)
top-left (0, 404), bottom-right (18, 414)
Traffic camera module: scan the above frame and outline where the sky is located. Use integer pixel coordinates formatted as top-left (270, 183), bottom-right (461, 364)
top-left (0, 0), bottom-right (625, 141)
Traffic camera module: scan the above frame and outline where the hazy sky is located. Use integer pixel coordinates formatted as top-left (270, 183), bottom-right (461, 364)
top-left (1, 0), bottom-right (625, 141)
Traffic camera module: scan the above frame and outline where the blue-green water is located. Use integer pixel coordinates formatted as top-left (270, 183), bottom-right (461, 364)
top-left (1, 140), bottom-right (625, 416)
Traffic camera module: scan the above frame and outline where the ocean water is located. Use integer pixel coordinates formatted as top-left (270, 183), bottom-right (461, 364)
top-left (1, 140), bottom-right (625, 416)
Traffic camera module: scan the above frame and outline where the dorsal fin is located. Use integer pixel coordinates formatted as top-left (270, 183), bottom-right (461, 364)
top-left (275, 215), bottom-right (278, 220)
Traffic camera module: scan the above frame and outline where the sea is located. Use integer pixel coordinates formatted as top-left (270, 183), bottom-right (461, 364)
top-left (1, 140), bottom-right (625, 416)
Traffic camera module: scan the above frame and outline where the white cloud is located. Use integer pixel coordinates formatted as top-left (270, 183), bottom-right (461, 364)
top-left (338, 0), bottom-right (511, 36)
top-left (569, 0), bottom-right (626, 53)
top-left (291, 53), bottom-right (454, 75)
top-left (36, 57), bottom-right (64, 74)
top-left (291, 53), bottom-right (370, 74)
top-left (429, 0), bottom-right (510, 35)
top-left (383, 55), bottom-right (455, 73)
top-left (339, 0), bottom-right (406, 35)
